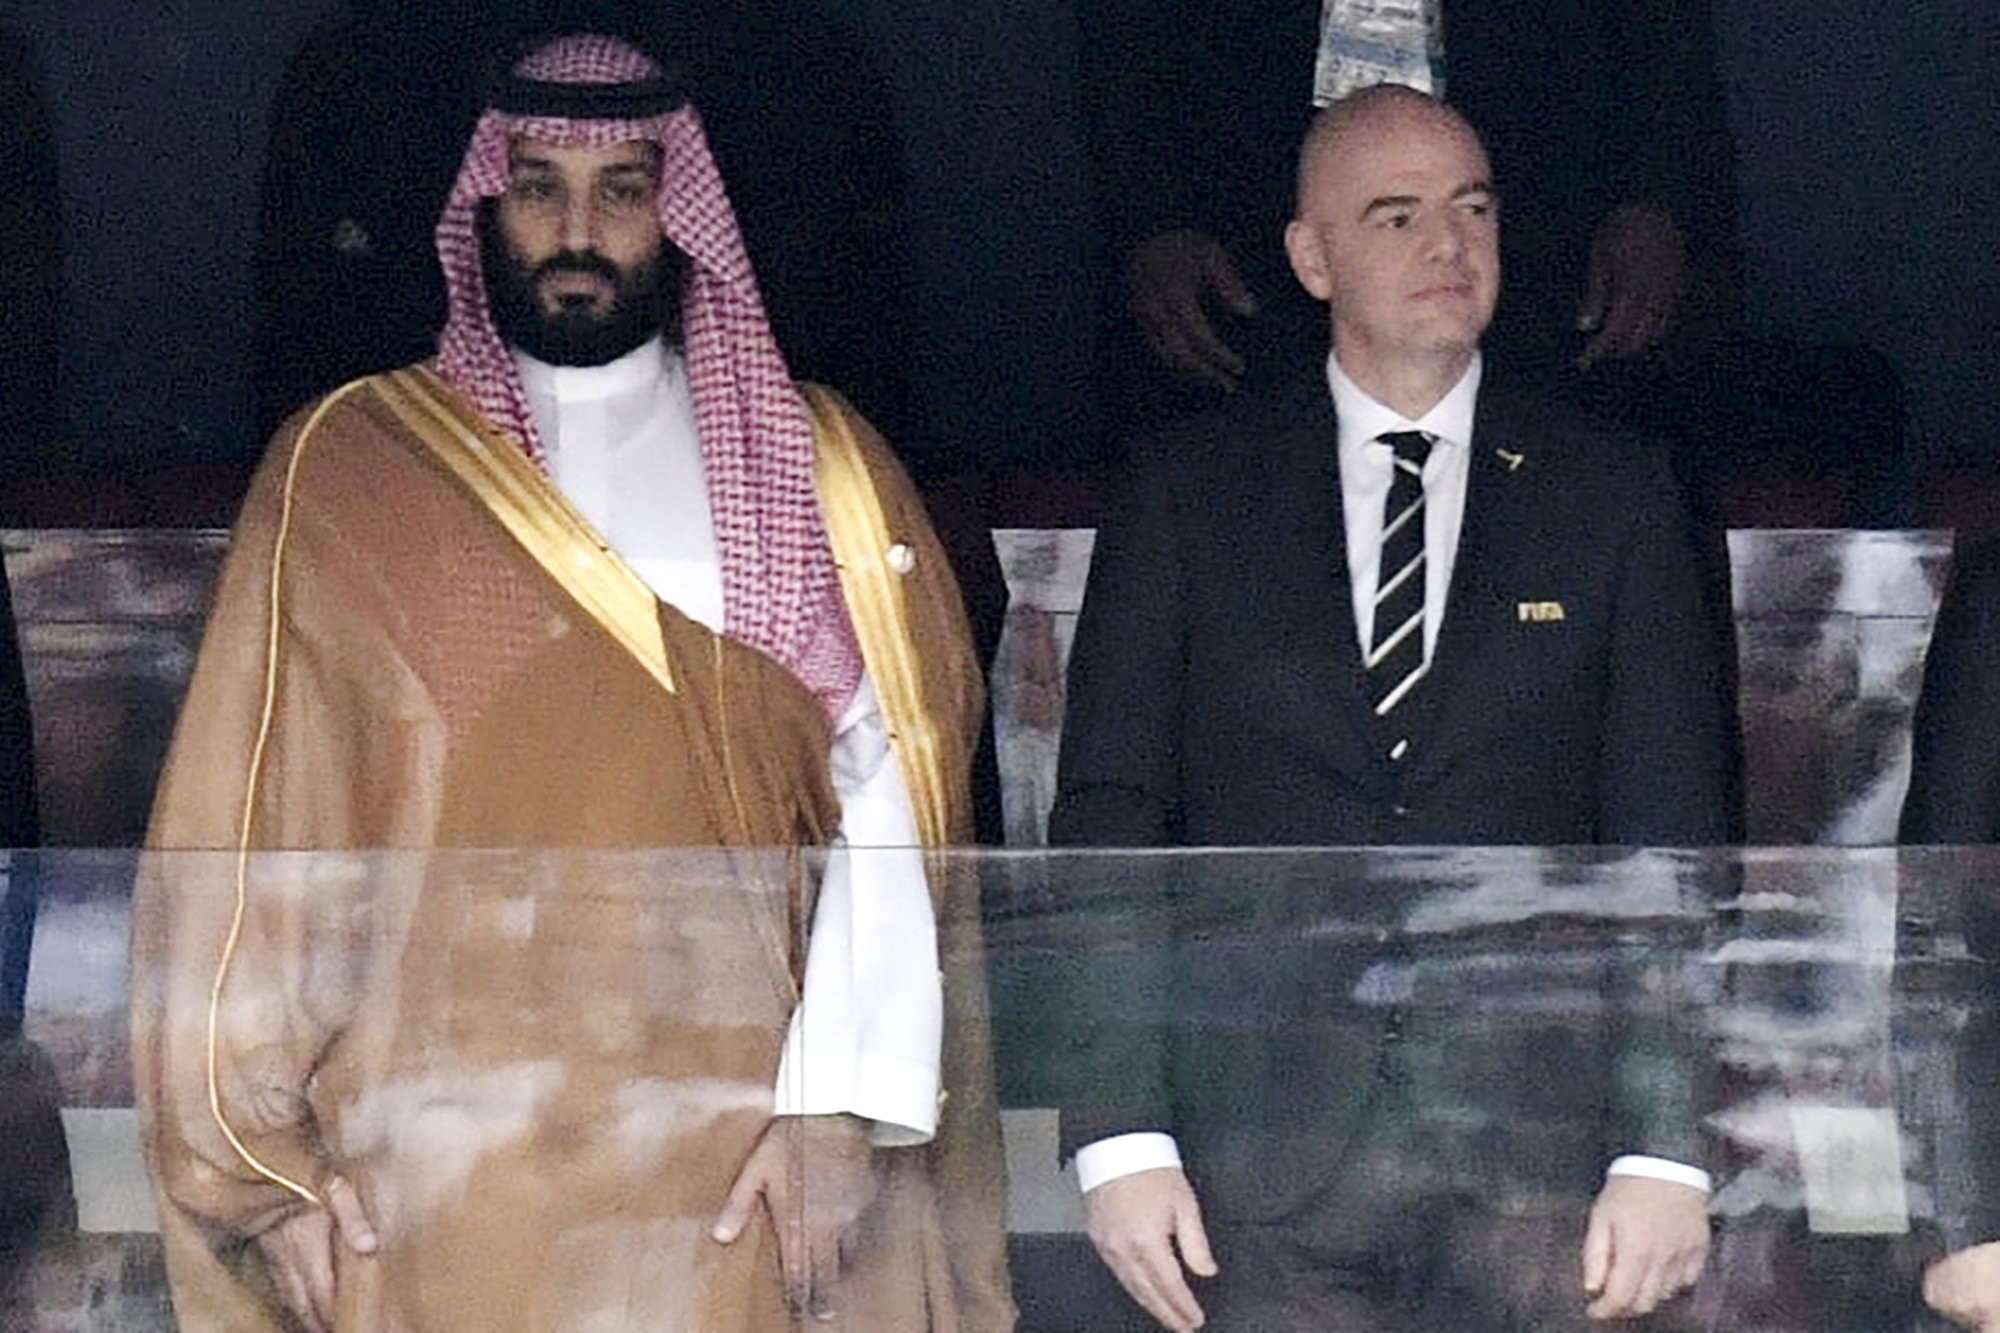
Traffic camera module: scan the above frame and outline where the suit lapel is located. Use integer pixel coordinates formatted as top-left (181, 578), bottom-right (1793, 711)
top-left (1267, 383), bottom-right (1542, 776)
top-left (1421, 395), bottom-right (1541, 747)
top-left (1283, 392), bottom-right (1375, 713)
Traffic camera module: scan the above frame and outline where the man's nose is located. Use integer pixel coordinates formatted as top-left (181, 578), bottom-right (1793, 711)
top-left (561, 195), bottom-right (597, 252)
top-left (1424, 212), bottom-right (1466, 261)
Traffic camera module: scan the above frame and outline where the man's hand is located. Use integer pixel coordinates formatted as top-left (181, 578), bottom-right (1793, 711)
top-left (1581, 1174), bottom-right (1708, 1319)
top-left (1125, 228), bottom-right (1260, 391)
top-left (712, 1113), bottom-right (881, 1320)
top-left (1084, 1165), bottom-right (1217, 1331)
top-left (1575, 203), bottom-right (1690, 371)
top-left (1926, 1241), bottom-right (2000, 1330)
top-left (253, 1174), bottom-right (378, 1333)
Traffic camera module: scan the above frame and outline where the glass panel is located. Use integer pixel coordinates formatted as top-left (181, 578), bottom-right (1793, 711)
top-left (1, 530), bottom-right (229, 847)
top-left (1727, 529), bottom-right (1948, 846)
top-left (7, 847), bottom-right (1996, 1329)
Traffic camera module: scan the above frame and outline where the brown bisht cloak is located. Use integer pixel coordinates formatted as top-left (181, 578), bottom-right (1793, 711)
top-left (131, 367), bottom-right (1013, 1331)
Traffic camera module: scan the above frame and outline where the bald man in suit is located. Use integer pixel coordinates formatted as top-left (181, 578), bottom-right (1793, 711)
top-left (1051, 87), bottom-right (1733, 1330)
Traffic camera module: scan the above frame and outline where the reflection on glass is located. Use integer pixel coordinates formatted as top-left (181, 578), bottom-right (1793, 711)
top-left (5, 847), bottom-right (1996, 1329)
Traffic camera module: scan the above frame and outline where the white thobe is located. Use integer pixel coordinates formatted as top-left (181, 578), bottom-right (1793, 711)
top-left (516, 338), bottom-right (942, 1144)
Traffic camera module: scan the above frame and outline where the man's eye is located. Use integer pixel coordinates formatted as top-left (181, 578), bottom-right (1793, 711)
top-left (1383, 212), bottom-right (1414, 229)
top-left (601, 180), bottom-right (654, 211)
top-left (510, 178), bottom-right (561, 203)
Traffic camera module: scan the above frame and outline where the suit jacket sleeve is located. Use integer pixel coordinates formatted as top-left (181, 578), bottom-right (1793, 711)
top-left (1049, 441), bottom-right (1188, 848)
top-left (1903, 543), bottom-right (2000, 1239)
top-left (1901, 539), bottom-right (2000, 844)
top-left (1044, 446), bottom-right (1184, 1152)
top-left (1586, 437), bottom-right (1735, 1168)
top-left (1593, 442), bottom-right (1737, 847)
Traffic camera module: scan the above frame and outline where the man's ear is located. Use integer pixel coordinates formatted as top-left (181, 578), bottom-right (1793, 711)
top-left (1285, 219), bottom-right (1333, 301)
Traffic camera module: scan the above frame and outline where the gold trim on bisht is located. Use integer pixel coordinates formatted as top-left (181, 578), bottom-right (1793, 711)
top-left (372, 365), bottom-right (676, 695)
top-left (209, 381), bottom-right (382, 1210)
top-left (804, 384), bottom-right (953, 849)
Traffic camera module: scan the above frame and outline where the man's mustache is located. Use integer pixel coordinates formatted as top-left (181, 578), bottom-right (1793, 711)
top-left (533, 250), bottom-right (623, 284)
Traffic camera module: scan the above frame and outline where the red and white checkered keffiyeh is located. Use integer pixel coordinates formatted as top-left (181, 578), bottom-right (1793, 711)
top-left (434, 32), bottom-right (861, 719)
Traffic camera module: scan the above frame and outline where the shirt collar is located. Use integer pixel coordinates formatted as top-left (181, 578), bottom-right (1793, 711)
top-left (513, 335), bottom-right (672, 405)
top-left (1328, 351), bottom-right (1481, 461)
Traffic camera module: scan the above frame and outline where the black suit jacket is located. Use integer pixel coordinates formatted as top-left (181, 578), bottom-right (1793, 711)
top-left (1901, 538), bottom-right (2000, 845)
top-left (1043, 370), bottom-right (1733, 1222)
top-left (1900, 540), bottom-right (2000, 1244)
top-left (1051, 371), bottom-right (1735, 851)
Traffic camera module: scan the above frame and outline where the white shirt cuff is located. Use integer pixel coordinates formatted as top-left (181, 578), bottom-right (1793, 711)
top-left (1074, 1132), bottom-right (1183, 1194)
top-left (1074, 1141), bottom-right (1705, 1198)
top-left (854, 1052), bottom-right (942, 1144)
top-left (1607, 1154), bottom-right (1712, 1195)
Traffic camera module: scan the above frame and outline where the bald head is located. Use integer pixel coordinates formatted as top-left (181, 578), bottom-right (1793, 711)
top-left (1294, 84), bottom-right (1489, 219)
top-left (1283, 83), bottom-right (1500, 416)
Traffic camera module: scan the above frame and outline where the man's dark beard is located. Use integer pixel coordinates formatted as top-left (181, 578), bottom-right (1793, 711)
top-left (479, 204), bottom-right (689, 366)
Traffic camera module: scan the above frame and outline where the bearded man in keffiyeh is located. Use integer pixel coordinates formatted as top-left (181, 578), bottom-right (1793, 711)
top-left (132, 31), bottom-right (1011, 1333)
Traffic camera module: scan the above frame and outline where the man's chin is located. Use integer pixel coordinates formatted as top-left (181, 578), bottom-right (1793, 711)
top-left (515, 315), bottom-right (655, 367)
top-left (1407, 308), bottom-right (1492, 354)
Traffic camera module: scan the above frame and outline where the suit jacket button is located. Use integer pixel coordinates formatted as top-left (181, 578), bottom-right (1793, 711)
top-left (1392, 803), bottom-right (1410, 818)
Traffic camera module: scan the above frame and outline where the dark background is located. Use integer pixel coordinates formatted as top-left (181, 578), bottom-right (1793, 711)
top-left (0, 0), bottom-right (1993, 483)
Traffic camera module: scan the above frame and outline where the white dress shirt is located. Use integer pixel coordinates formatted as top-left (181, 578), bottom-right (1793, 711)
top-left (516, 337), bottom-right (943, 1144)
top-left (1075, 353), bottom-right (1709, 1196)
top-left (1331, 350), bottom-right (1478, 664)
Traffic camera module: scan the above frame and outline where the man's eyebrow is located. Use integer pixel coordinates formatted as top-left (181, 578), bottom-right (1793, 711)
top-left (1358, 182), bottom-right (1496, 218)
top-left (1359, 194), bottom-right (1422, 219)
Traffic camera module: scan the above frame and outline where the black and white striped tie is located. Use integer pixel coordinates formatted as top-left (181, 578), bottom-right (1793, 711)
top-left (1369, 430), bottom-right (1433, 716)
